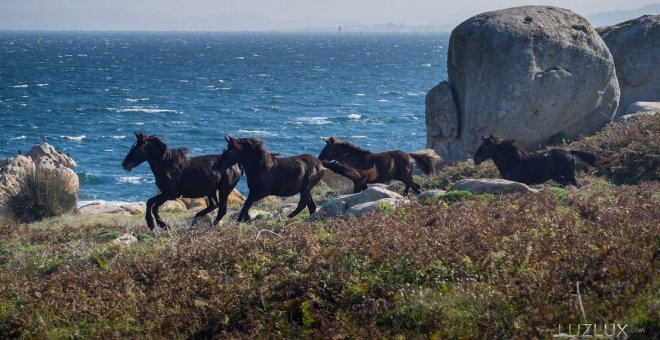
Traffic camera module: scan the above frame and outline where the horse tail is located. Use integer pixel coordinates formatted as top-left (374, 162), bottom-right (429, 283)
top-left (569, 150), bottom-right (598, 166)
top-left (321, 160), bottom-right (363, 182)
top-left (409, 150), bottom-right (441, 176)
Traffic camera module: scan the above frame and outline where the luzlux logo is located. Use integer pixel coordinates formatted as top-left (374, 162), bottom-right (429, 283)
top-left (552, 323), bottom-right (628, 338)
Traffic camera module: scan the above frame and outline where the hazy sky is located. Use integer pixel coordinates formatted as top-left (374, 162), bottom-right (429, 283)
top-left (1, 0), bottom-right (658, 30)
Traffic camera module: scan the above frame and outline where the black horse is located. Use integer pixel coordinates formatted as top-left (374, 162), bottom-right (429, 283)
top-left (121, 132), bottom-right (241, 230)
top-left (473, 135), bottom-right (597, 186)
top-left (214, 137), bottom-right (325, 222)
top-left (318, 137), bottom-right (439, 194)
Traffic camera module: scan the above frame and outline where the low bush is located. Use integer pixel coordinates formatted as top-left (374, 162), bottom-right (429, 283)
top-left (3, 169), bottom-right (77, 222)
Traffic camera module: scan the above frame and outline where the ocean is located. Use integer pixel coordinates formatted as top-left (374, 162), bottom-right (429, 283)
top-left (0, 31), bottom-right (449, 204)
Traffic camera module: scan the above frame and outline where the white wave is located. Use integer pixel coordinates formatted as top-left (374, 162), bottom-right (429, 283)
top-left (11, 84), bottom-right (28, 88)
top-left (10, 135), bottom-right (27, 140)
top-left (125, 98), bottom-right (149, 102)
top-left (355, 93), bottom-right (366, 96)
top-left (421, 63), bottom-right (432, 67)
top-left (61, 135), bottom-right (86, 142)
top-left (111, 135), bottom-right (126, 139)
top-left (236, 56), bottom-right (245, 60)
top-left (347, 114), bottom-right (362, 120)
top-left (135, 122), bottom-right (145, 125)
top-left (237, 129), bottom-right (277, 137)
top-left (110, 106), bottom-right (178, 114)
top-left (351, 135), bottom-right (368, 139)
top-left (407, 92), bottom-right (422, 96)
top-left (294, 117), bottom-right (331, 125)
top-left (378, 99), bottom-right (389, 102)
top-left (104, 149), bottom-right (114, 152)
top-left (117, 176), bottom-right (146, 184)
top-left (36, 83), bottom-right (49, 87)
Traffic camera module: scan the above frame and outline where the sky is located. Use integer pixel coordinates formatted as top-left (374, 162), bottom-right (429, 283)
top-left (0, 0), bottom-right (658, 31)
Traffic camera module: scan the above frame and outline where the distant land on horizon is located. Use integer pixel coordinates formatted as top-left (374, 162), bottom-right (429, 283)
top-left (0, 4), bottom-right (657, 32)
top-left (586, 3), bottom-right (660, 27)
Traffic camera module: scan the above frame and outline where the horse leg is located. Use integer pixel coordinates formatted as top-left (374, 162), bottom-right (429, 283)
top-left (191, 194), bottom-right (218, 229)
top-left (212, 187), bottom-right (232, 226)
top-left (237, 193), bottom-right (263, 222)
top-left (150, 194), bottom-right (172, 230)
top-left (352, 180), bottom-right (363, 193)
top-left (306, 193), bottom-right (317, 215)
top-left (401, 177), bottom-right (421, 195)
top-left (145, 196), bottom-right (158, 230)
top-left (288, 192), bottom-right (309, 218)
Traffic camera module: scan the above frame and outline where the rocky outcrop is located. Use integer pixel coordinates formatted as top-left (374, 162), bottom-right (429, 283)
top-left (78, 203), bottom-right (146, 216)
top-left (426, 6), bottom-right (620, 162)
top-left (1, 143), bottom-right (79, 211)
top-left (450, 179), bottom-right (538, 194)
top-left (318, 187), bottom-right (409, 218)
top-left (598, 15), bottom-right (660, 117)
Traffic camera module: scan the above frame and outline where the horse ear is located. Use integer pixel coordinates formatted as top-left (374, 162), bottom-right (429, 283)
top-left (135, 131), bottom-right (145, 141)
top-left (327, 137), bottom-right (336, 145)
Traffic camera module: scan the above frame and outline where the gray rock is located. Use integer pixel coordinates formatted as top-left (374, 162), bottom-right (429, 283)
top-left (345, 198), bottom-right (403, 217)
top-left (598, 16), bottom-right (660, 117)
top-left (451, 179), bottom-right (539, 194)
top-left (319, 187), bottom-right (407, 218)
top-left (113, 233), bottom-right (138, 245)
top-left (417, 189), bottom-right (447, 200)
top-left (426, 6), bottom-right (619, 162)
top-left (426, 81), bottom-right (460, 157)
top-left (624, 101), bottom-right (660, 115)
top-left (79, 203), bottom-right (146, 215)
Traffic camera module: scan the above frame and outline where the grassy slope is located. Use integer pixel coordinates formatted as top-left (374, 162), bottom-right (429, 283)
top-left (0, 115), bottom-right (658, 338)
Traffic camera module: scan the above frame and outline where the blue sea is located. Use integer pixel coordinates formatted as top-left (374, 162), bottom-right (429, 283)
top-left (0, 31), bottom-right (448, 204)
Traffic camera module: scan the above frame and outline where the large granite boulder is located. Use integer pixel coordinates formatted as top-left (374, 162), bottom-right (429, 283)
top-left (426, 6), bottom-right (620, 162)
top-left (598, 15), bottom-right (660, 116)
top-left (1, 143), bottom-right (79, 210)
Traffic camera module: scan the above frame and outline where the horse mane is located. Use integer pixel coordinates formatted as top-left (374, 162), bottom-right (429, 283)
top-left (334, 140), bottom-right (371, 155)
top-left (237, 137), bottom-right (274, 169)
top-left (492, 137), bottom-right (528, 159)
top-left (147, 135), bottom-right (191, 178)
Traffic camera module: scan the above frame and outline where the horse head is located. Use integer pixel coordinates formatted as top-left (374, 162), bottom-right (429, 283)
top-left (473, 134), bottom-right (498, 165)
top-left (122, 132), bottom-right (165, 171)
top-left (318, 137), bottom-right (337, 161)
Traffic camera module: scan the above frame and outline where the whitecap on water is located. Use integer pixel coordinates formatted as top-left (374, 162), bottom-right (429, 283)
top-left (351, 135), bottom-right (368, 139)
top-left (355, 93), bottom-right (366, 96)
top-left (10, 135), bottom-right (27, 140)
top-left (421, 63), bottom-right (432, 67)
top-left (237, 129), bottom-right (278, 137)
top-left (60, 135), bottom-right (86, 142)
top-left (11, 84), bottom-right (28, 88)
top-left (347, 114), bottom-right (362, 120)
top-left (117, 176), bottom-right (148, 185)
top-left (110, 107), bottom-right (178, 114)
top-left (294, 117), bottom-right (331, 125)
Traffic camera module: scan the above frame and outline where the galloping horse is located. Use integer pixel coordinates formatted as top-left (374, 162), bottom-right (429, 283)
top-left (213, 137), bottom-right (324, 222)
top-left (473, 135), bottom-right (597, 186)
top-left (318, 137), bottom-right (439, 194)
top-left (121, 132), bottom-right (241, 230)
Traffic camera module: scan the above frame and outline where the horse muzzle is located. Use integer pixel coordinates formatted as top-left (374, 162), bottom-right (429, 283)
top-left (122, 161), bottom-right (133, 171)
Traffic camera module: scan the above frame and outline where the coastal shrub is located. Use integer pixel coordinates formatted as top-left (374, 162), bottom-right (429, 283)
top-left (436, 190), bottom-right (473, 202)
top-left (422, 160), bottom-right (499, 190)
top-left (3, 169), bottom-right (77, 222)
top-left (571, 114), bottom-right (660, 184)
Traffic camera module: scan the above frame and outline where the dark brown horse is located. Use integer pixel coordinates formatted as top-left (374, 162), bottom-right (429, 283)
top-left (318, 137), bottom-right (438, 194)
top-left (121, 132), bottom-right (241, 230)
top-left (473, 135), bottom-right (597, 186)
top-left (213, 137), bottom-right (325, 222)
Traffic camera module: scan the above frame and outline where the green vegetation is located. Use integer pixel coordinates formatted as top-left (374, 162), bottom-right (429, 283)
top-left (3, 169), bottom-right (77, 222)
top-left (0, 115), bottom-right (657, 338)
